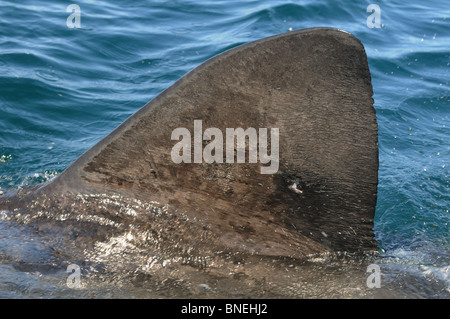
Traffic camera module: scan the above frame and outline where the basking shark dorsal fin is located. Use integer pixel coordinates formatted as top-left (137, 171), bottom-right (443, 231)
top-left (33, 28), bottom-right (378, 257)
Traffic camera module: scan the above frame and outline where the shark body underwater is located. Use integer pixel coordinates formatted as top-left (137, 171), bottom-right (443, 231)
top-left (0, 28), bottom-right (382, 298)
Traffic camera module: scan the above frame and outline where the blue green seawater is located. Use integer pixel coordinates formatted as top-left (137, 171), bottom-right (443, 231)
top-left (0, 0), bottom-right (448, 298)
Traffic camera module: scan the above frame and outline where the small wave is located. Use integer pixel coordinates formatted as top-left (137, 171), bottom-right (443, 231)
top-left (0, 210), bottom-right (11, 221)
top-left (419, 265), bottom-right (450, 288)
top-left (18, 171), bottom-right (59, 189)
top-left (0, 155), bottom-right (13, 164)
top-left (35, 69), bottom-right (60, 82)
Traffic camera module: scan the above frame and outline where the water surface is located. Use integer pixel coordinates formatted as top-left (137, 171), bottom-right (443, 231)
top-left (0, 0), bottom-right (448, 298)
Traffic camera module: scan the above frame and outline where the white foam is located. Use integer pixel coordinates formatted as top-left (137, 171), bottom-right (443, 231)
top-left (420, 265), bottom-right (450, 286)
top-left (0, 210), bottom-right (11, 221)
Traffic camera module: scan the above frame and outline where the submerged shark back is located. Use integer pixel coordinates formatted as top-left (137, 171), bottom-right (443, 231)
top-left (4, 28), bottom-right (378, 259)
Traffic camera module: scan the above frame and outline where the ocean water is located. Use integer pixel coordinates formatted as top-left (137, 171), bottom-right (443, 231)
top-left (0, 0), bottom-right (448, 298)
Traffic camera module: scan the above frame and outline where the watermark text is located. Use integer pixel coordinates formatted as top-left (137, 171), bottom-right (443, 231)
top-left (171, 120), bottom-right (279, 174)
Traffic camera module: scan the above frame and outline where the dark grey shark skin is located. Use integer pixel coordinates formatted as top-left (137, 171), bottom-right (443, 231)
top-left (0, 28), bottom-right (378, 267)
